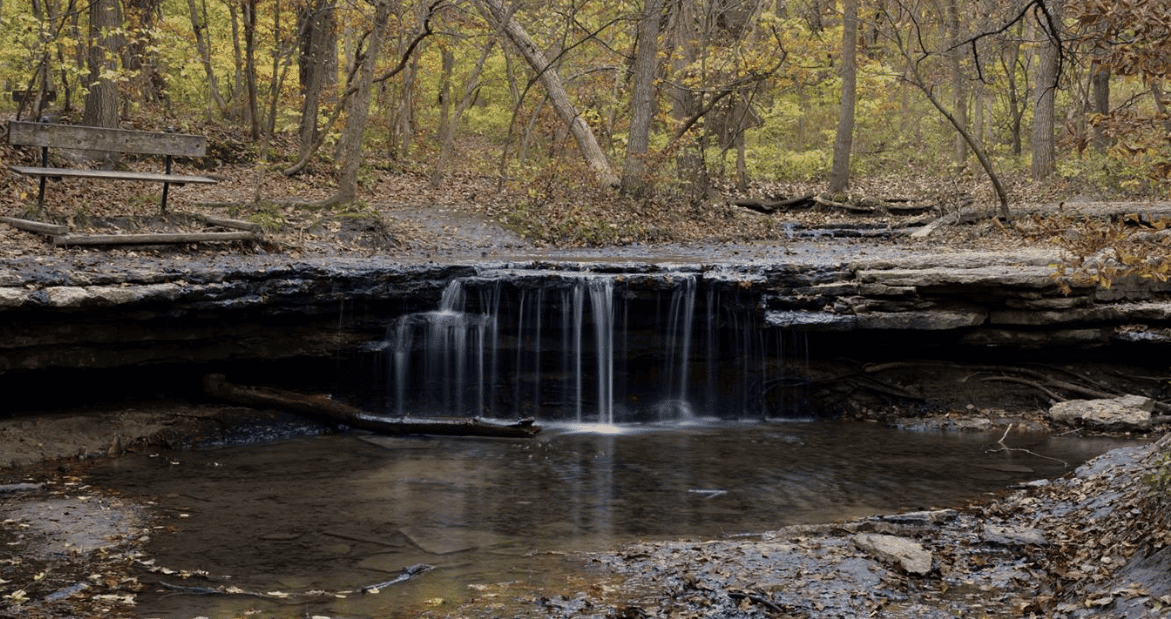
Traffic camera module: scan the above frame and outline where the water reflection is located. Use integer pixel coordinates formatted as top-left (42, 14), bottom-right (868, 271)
top-left (90, 421), bottom-right (1135, 618)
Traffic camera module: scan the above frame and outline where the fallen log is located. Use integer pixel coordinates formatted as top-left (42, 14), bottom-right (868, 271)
top-left (0, 216), bottom-right (68, 235)
top-left (203, 374), bottom-right (540, 438)
top-left (54, 231), bottom-right (258, 246)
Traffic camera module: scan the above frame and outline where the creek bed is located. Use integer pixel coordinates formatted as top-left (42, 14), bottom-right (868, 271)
top-left (87, 420), bottom-right (1136, 619)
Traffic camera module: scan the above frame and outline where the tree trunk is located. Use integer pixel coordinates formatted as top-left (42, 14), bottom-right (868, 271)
top-left (828, 0), bottom-right (858, 194)
top-left (242, 0), bottom-right (261, 140)
top-left (621, 0), bottom-right (664, 196)
top-left (82, 0), bottom-right (121, 129)
top-left (1091, 62), bottom-right (1110, 151)
top-left (947, 0), bottom-right (968, 168)
top-left (1031, 0), bottom-right (1062, 180)
top-left (332, 0), bottom-right (393, 203)
top-left (476, 0), bottom-right (619, 187)
top-left (297, 0), bottom-right (336, 163)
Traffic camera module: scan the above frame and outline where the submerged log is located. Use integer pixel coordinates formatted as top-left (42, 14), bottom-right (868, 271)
top-left (203, 374), bottom-right (540, 438)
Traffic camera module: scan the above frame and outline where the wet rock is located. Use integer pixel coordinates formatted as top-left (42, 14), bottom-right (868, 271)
top-left (852, 533), bottom-right (933, 575)
top-left (0, 482), bottom-right (44, 494)
top-left (1048, 395), bottom-right (1153, 431)
top-left (982, 524), bottom-right (1048, 547)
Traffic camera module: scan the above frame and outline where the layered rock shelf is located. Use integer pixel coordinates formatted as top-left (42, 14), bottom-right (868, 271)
top-left (2, 245), bottom-right (1170, 376)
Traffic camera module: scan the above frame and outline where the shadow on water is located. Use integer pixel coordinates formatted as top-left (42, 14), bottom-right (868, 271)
top-left (89, 420), bottom-right (1136, 619)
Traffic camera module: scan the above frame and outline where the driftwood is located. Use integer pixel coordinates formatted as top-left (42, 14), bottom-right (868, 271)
top-left (203, 374), bottom-right (540, 438)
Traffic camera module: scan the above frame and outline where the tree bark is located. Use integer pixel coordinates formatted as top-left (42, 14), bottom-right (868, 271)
top-left (332, 0), bottom-right (394, 203)
top-left (621, 0), bottom-right (664, 196)
top-left (297, 0), bottom-right (337, 163)
top-left (828, 0), bottom-right (858, 194)
top-left (476, 0), bottom-right (619, 187)
top-left (82, 0), bottom-right (121, 128)
top-left (1031, 0), bottom-right (1062, 180)
top-left (203, 374), bottom-right (541, 439)
top-left (1091, 62), bottom-right (1110, 151)
top-left (946, 0), bottom-right (968, 168)
top-left (242, 0), bottom-right (261, 139)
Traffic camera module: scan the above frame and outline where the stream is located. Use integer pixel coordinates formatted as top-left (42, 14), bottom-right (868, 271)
top-left (87, 420), bottom-right (1136, 619)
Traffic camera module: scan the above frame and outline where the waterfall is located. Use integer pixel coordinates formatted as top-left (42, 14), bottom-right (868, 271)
top-left (377, 271), bottom-right (800, 423)
top-left (661, 275), bottom-right (696, 419)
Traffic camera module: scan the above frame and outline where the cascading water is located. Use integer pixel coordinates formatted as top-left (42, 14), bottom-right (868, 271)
top-left (376, 270), bottom-right (802, 424)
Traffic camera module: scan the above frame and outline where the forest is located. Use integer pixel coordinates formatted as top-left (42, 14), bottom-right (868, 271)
top-left (1, 0), bottom-right (1170, 261)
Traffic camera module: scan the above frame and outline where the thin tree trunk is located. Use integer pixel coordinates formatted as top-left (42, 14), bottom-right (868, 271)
top-left (332, 0), bottom-right (394, 204)
top-left (243, 0), bottom-right (261, 139)
top-left (476, 0), bottom-right (619, 187)
top-left (1031, 0), bottom-right (1062, 180)
top-left (187, 0), bottom-right (228, 116)
top-left (1091, 62), bottom-right (1110, 151)
top-left (621, 0), bottom-right (664, 196)
top-left (828, 0), bottom-right (858, 194)
top-left (947, 0), bottom-right (968, 168)
top-left (296, 0), bottom-right (337, 165)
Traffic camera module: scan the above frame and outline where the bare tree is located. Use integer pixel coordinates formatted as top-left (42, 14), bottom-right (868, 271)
top-left (828, 0), bottom-right (859, 194)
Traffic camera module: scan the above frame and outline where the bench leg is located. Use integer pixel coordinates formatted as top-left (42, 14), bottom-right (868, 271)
top-left (160, 155), bottom-right (173, 213)
top-left (36, 146), bottom-right (48, 212)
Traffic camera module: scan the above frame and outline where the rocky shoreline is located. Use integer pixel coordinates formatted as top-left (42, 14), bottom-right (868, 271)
top-left (435, 432), bottom-right (1170, 619)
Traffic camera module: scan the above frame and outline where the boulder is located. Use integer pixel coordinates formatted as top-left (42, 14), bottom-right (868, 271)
top-left (1048, 395), bottom-right (1154, 431)
top-left (853, 533), bottom-right (933, 575)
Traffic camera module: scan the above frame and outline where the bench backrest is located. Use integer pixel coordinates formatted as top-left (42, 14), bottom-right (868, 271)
top-left (8, 121), bottom-right (207, 158)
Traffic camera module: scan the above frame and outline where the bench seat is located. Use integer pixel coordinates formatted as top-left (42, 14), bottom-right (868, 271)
top-left (10, 166), bottom-right (219, 185)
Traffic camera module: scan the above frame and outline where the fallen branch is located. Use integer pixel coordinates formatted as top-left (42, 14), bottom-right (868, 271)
top-left (203, 374), bottom-right (540, 438)
top-left (727, 589), bottom-right (787, 614)
top-left (985, 423), bottom-right (1068, 466)
top-left (360, 564), bottom-right (433, 594)
top-left (158, 563), bottom-right (435, 601)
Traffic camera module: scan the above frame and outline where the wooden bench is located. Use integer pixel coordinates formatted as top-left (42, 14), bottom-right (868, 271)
top-left (7, 121), bottom-right (218, 213)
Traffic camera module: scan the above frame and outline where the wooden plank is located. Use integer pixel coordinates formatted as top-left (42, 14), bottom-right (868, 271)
top-left (8, 121), bottom-right (207, 157)
top-left (0, 216), bottom-right (68, 235)
top-left (10, 166), bottom-right (218, 184)
top-left (53, 231), bottom-right (257, 246)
